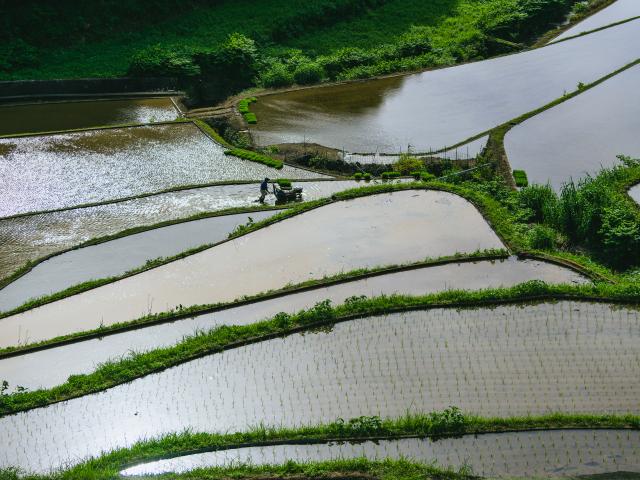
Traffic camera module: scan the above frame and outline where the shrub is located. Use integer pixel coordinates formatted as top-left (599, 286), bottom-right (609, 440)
top-left (421, 172), bottom-right (436, 182)
top-left (363, 173), bottom-right (372, 181)
top-left (225, 148), bottom-right (283, 169)
top-left (293, 61), bottom-right (325, 85)
top-left (599, 204), bottom-right (640, 266)
top-left (381, 171), bottom-right (401, 180)
top-left (393, 154), bottom-right (424, 175)
top-left (518, 184), bottom-right (557, 224)
top-left (513, 169), bottom-right (528, 187)
top-left (528, 224), bottom-right (557, 250)
top-left (320, 47), bottom-right (375, 79)
top-left (259, 62), bottom-right (295, 88)
top-left (354, 172), bottom-right (363, 180)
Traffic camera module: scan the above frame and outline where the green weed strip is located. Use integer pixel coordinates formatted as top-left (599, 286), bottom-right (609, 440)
top-left (0, 181), bottom-right (607, 327)
top-left (1, 283), bottom-right (639, 416)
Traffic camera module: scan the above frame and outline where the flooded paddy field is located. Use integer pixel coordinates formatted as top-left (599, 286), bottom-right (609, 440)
top-left (122, 430), bottom-right (640, 478)
top-left (249, 21), bottom-right (640, 153)
top-left (0, 180), bottom-right (356, 281)
top-left (0, 97), bottom-right (179, 136)
top-left (553, 0), bottom-right (640, 42)
top-left (0, 122), bottom-right (322, 217)
top-left (0, 257), bottom-right (588, 389)
top-left (0, 210), bottom-right (281, 313)
top-left (343, 136), bottom-right (488, 165)
top-left (0, 190), bottom-right (505, 348)
top-left (1, 301), bottom-right (638, 473)
top-left (505, 64), bottom-right (640, 189)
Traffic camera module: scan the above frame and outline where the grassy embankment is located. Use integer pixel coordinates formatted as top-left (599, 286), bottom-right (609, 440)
top-left (1, 410), bottom-right (639, 479)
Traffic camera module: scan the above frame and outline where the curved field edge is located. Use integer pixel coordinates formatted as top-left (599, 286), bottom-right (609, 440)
top-left (4, 412), bottom-right (640, 479)
top-left (0, 180), bottom-right (609, 322)
top-left (1, 283), bottom-right (640, 416)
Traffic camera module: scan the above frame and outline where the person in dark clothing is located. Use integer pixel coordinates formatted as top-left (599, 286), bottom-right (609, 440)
top-left (259, 177), bottom-right (270, 203)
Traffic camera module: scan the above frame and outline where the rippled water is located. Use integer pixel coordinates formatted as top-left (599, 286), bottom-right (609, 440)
top-left (505, 64), bottom-right (640, 189)
top-left (122, 430), bottom-right (640, 478)
top-left (0, 97), bottom-right (178, 136)
top-left (0, 210), bottom-right (281, 313)
top-left (0, 122), bottom-right (324, 217)
top-left (0, 190), bottom-right (505, 347)
top-left (1, 302), bottom-right (638, 473)
top-left (0, 257), bottom-right (589, 389)
top-left (250, 21), bottom-right (640, 152)
top-left (0, 180), bottom-right (360, 281)
top-left (553, 0), bottom-right (640, 42)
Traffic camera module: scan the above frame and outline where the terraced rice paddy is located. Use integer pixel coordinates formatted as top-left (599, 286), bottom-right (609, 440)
top-left (0, 122), bottom-right (323, 217)
top-left (505, 64), bottom-right (640, 189)
top-left (0, 257), bottom-right (588, 389)
top-left (121, 430), bottom-right (640, 478)
top-left (552, 0), bottom-right (640, 42)
top-left (1, 301), bottom-right (638, 472)
top-left (0, 180), bottom-right (358, 281)
top-left (0, 190), bottom-right (504, 348)
top-left (249, 21), bottom-right (640, 153)
top-left (0, 97), bottom-right (179, 136)
top-left (0, 210), bottom-right (280, 313)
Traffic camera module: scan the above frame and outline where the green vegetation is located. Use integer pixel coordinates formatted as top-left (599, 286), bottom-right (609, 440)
top-left (276, 178), bottom-right (293, 188)
top-left (224, 148), bottom-right (284, 169)
top-left (513, 169), bottom-right (528, 187)
top-left (381, 171), bottom-right (401, 180)
top-left (238, 97), bottom-right (258, 124)
top-left (4, 276), bottom-right (640, 416)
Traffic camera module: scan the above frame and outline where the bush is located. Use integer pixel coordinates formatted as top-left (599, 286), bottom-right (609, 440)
top-left (599, 204), bottom-right (640, 266)
top-left (128, 44), bottom-right (200, 77)
top-left (225, 148), bottom-right (283, 169)
top-left (421, 172), bottom-right (436, 182)
top-left (293, 61), bottom-right (325, 85)
top-left (528, 224), bottom-right (557, 250)
top-left (381, 171), bottom-right (401, 180)
top-left (363, 173), bottom-right (372, 181)
top-left (393, 154), bottom-right (424, 175)
top-left (320, 47), bottom-right (375, 79)
top-left (513, 169), bottom-right (528, 187)
top-left (353, 172), bottom-right (363, 180)
top-left (259, 62), bottom-right (295, 88)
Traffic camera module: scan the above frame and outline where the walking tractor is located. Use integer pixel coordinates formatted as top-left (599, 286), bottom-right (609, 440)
top-left (273, 179), bottom-right (303, 203)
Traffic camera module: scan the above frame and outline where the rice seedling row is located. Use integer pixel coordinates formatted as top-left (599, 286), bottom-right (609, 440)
top-left (1, 301), bottom-right (638, 472)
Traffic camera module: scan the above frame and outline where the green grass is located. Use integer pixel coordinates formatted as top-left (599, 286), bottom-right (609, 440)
top-left (513, 169), bottom-right (528, 187)
top-left (3, 278), bottom-right (640, 416)
top-left (2, 411), bottom-right (639, 479)
top-left (224, 148), bottom-right (284, 169)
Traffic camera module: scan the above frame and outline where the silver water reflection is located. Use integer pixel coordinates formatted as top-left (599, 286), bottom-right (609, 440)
top-left (0, 180), bottom-right (357, 281)
top-left (0, 191), bottom-right (505, 348)
top-left (0, 122), bottom-right (324, 217)
top-left (552, 0), bottom-right (640, 42)
top-left (0, 257), bottom-right (589, 389)
top-left (506, 64), bottom-right (640, 189)
top-left (1, 302), bottom-right (638, 473)
top-left (630, 184), bottom-right (640, 205)
top-left (0, 210), bottom-right (280, 313)
top-left (122, 430), bottom-right (640, 478)
top-left (250, 20), bottom-right (640, 152)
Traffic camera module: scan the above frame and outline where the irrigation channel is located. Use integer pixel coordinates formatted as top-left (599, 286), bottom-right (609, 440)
top-left (249, 20), bottom-right (640, 153)
top-left (505, 63), bottom-right (640, 189)
top-left (0, 190), bottom-right (507, 348)
top-left (0, 121), bottom-right (325, 217)
top-left (0, 256), bottom-right (588, 389)
top-left (0, 179), bottom-right (364, 282)
top-left (121, 430), bottom-right (640, 478)
top-left (0, 96), bottom-right (179, 136)
top-left (0, 210), bottom-right (281, 313)
top-left (1, 301), bottom-right (638, 472)
top-left (551, 0), bottom-right (640, 42)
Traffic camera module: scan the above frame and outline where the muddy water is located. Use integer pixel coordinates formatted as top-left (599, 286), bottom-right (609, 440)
top-left (122, 430), bottom-right (640, 478)
top-left (630, 184), bottom-right (640, 205)
top-left (505, 64), bottom-right (640, 189)
top-left (0, 180), bottom-right (358, 281)
top-left (0, 190), bottom-right (504, 348)
top-left (553, 0), bottom-right (640, 42)
top-left (0, 122), bottom-right (324, 217)
top-left (250, 21), bottom-right (640, 153)
top-left (0, 210), bottom-right (281, 313)
top-left (1, 301), bottom-right (638, 473)
top-left (0, 97), bottom-right (178, 136)
top-left (0, 257), bottom-right (589, 389)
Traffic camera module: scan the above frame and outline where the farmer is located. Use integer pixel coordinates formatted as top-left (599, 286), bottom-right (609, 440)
top-left (259, 177), bottom-right (270, 203)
